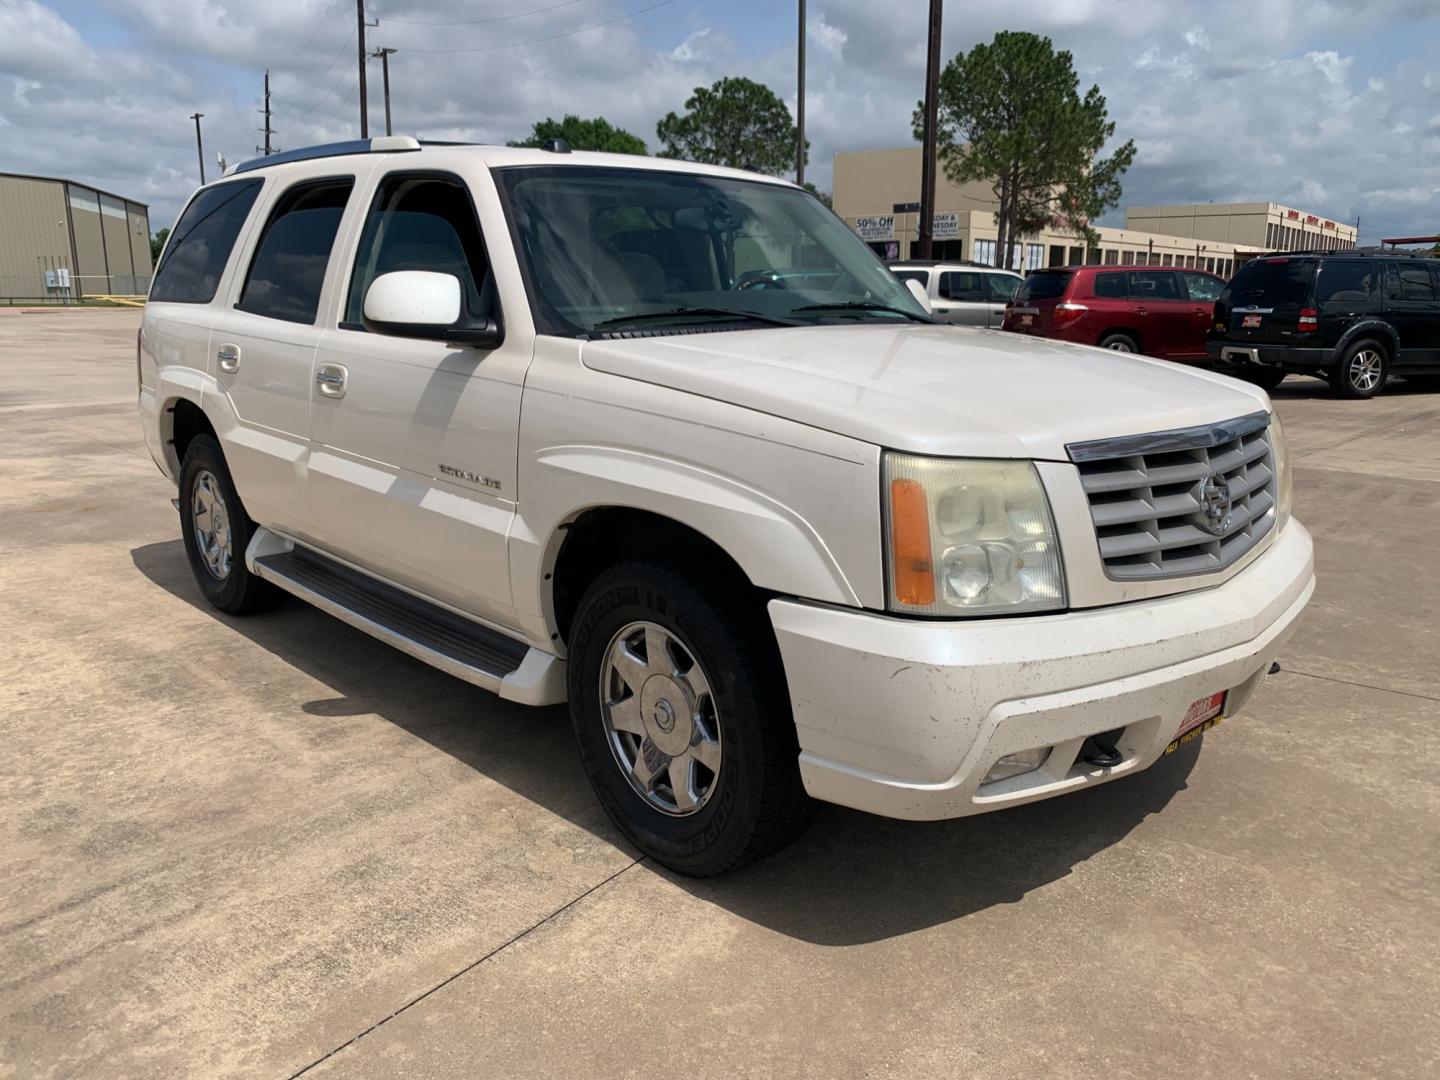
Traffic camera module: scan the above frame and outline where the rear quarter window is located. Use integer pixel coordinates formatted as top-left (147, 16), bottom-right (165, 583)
top-left (150, 180), bottom-right (264, 304)
top-left (1092, 272), bottom-right (1128, 299)
top-left (1017, 272), bottom-right (1071, 301)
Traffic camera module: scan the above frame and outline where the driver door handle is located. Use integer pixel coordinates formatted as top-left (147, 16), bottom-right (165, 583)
top-left (315, 363), bottom-right (348, 398)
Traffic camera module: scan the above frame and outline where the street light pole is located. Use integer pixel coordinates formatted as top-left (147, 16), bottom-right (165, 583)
top-left (356, 0), bottom-right (369, 137)
top-left (796, 0), bottom-right (806, 186)
top-left (190, 113), bottom-right (206, 184)
top-left (372, 47), bottom-right (396, 136)
top-left (917, 0), bottom-right (943, 260)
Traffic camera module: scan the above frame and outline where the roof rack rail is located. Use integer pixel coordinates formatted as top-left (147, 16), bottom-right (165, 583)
top-left (1260, 248), bottom-right (1421, 259)
top-left (226, 136), bottom-right (421, 176)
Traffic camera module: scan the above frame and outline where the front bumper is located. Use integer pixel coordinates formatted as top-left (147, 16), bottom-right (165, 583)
top-left (1207, 341), bottom-right (1331, 370)
top-left (769, 518), bottom-right (1315, 820)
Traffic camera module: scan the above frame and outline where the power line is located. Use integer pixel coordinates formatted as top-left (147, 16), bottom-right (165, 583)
top-left (376, 0), bottom-right (586, 27)
top-left (386, 0), bottom-right (678, 54)
top-left (274, 25), bottom-right (356, 102)
top-left (274, 0), bottom-right (340, 70)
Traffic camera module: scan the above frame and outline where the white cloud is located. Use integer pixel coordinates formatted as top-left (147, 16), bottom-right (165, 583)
top-left (0, 0), bottom-right (1433, 246)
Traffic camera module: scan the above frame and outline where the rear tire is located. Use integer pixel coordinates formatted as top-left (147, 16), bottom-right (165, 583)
top-left (1329, 340), bottom-right (1387, 399)
top-left (1235, 365), bottom-right (1286, 391)
top-left (567, 561), bottom-right (815, 876)
top-left (178, 435), bottom-right (282, 615)
top-left (1098, 331), bottom-right (1139, 354)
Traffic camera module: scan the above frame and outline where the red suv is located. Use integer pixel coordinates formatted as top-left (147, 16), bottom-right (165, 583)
top-left (1002, 265), bottom-right (1226, 361)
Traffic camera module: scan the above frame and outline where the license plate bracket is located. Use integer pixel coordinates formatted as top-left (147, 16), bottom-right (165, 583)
top-left (1165, 691), bottom-right (1227, 755)
top-left (1242, 314), bottom-right (1263, 329)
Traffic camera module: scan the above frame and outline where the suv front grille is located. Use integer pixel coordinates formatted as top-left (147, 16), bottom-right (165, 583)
top-left (1067, 412), bottom-right (1276, 581)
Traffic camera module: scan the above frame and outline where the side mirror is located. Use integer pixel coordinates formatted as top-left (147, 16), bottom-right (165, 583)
top-left (904, 277), bottom-right (933, 314)
top-left (362, 271), bottom-right (504, 349)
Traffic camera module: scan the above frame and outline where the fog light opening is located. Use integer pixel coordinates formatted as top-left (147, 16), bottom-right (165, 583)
top-left (982, 747), bottom-right (1050, 785)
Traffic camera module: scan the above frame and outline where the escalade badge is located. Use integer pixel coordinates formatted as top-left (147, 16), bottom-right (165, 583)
top-left (1198, 472), bottom-right (1233, 536)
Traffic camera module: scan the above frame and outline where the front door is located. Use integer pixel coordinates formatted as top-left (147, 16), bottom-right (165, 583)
top-left (306, 170), bottom-right (526, 627)
top-left (1179, 270), bottom-right (1225, 360)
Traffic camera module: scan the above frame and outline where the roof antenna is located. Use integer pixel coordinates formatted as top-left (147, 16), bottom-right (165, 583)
top-left (541, 138), bottom-right (571, 154)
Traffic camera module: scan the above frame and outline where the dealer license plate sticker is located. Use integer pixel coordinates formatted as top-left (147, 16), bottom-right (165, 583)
top-left (1165, 691), bottom-right (1227, 755)
top-left (1242, 314), bottom-right (1263, 329)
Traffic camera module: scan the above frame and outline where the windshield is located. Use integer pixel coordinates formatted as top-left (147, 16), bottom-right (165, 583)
top-left (493, 165), bottom-right (928, 336)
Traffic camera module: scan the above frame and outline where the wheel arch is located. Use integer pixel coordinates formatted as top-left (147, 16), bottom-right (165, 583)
top-left (163, 397), bottom-right (219, 476)
top-left (1335, 321), bottom-right (1399, 362)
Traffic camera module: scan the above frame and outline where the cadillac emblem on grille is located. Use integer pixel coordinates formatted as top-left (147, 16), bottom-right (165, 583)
top-left (1198, 472), bottom-right (1234, 535)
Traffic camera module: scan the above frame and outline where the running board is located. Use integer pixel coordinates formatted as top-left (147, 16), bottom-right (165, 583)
top-left (246, 530), bottom-right (565, 706)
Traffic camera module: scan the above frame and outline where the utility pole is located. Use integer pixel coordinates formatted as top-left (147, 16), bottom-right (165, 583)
top-left (189, 113), bottom-right (206, 184)
top-left (258, 69), bottom-right (276, 155)
top-left (372, 47), bottom-right (396, 136)
top-left (795, 0), bottom-right (805, 186)
top-left (917, 0), bottom-right (943, 260)
top-left (356, 0), bottom-right (369, 137)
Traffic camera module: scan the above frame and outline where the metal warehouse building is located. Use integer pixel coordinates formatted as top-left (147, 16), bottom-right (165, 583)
top-left (0, 172), bottom-right (152, 301)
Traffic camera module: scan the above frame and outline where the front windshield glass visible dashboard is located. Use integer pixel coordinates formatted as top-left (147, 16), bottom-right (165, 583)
top-left (492, 165), bottom-right (928, 336)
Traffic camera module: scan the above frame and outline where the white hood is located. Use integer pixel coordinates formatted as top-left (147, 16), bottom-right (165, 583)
top-left (580, 323), bottom-right (1271, 460)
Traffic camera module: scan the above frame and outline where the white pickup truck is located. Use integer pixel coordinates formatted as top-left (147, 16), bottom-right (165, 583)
top-left (139, 137), bottom-right (1314, 875)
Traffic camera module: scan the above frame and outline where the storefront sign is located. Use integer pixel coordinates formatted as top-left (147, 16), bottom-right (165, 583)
top-left (933, 211), bottom-right (962, 240)
top-left (853, 215), bottom-right (895, 241)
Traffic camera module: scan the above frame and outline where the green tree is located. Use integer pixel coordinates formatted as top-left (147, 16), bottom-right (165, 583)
top-left (150, 227), bottom-right (170, 263)
top-left (802, 182), bottom-right (833, 210)
top-left (913, 31), bottom-right (1135, 270)
top-left (656, 76), bottom-right (805, 176)
top-left (509, 115), bottom-right (647, 154)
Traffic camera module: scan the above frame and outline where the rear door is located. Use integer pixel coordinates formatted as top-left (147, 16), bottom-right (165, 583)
top-left (983, 272), bottom-right (1020, 327)
top-left (206, 175), bottom-right (356, 536)
top-left (306, 166), bottom-right (527, 626)
top-left (932, 269), bottom-right (990, 325)
top-left (1313, 259), bottom-right (1382, 351)
top-left (1218, 257), bottom-right (1317, 345)
top-left (1383, 261), bottom-right (1440, 370)
top-left (1126, 270), bottom-right (1191, 357)
top-left (1179, 271), bottom-right (1225, 359)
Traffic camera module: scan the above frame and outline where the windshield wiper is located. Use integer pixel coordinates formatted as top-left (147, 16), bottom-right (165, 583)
top-left (790, 301), bottom-right (931, 323)
top-left (592, 306), bottom-right (804, 330)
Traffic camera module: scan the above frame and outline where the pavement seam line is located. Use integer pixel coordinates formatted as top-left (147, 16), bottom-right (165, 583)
top-left (1282, 666), bottom-right (1440, 704)
top-left (284, 856), bottom-right (645, 1079)
top-left (1292, 405), bottom-right (1440, 464)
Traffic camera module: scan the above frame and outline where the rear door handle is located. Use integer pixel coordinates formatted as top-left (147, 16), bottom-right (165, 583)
top-left (216, 343), bottom-right (241, 373)
top-left (315, 363), bottom-right (348, 398)
top-left (1132, 306), bottom-right (1149, 316)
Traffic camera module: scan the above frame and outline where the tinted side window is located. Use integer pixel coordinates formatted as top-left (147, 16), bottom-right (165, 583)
top-left (1314, 261), bottom-right (1379, 306)
top-left (1181, 272), bottom-right (1223, 303)
top-left (1388, 262), bottom-right (1437, 302)
top-left (939, 271), bottom-right (984, 301)
top-left (150, 180), bottom-right (263, 303)
top-left (1128, 271), bottom-right (1181, 301)
top-left (986, 274), bottom-right (1020, 301)
top-left (1093, 272), bottom-right (1128, 299)
top-left (346, 174), bottom-right (493, 328)
top-left (237, 179), bottom-right (353, 324)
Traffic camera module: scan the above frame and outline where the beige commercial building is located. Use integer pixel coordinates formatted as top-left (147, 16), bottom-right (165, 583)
top-left (0, 172), bottom-right (152, 301)
top-left (834, 147), bottom-right (1354, 278)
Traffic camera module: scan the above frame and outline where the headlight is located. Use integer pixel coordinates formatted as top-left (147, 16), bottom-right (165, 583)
top-left (1270, 412), bottom-right (1293, 529)
top-left (883, 453), bottom-right (1066, 616)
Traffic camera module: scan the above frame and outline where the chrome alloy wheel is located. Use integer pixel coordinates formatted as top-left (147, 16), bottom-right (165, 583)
top-left (599, 620), bottom-right (722, 816)
top-left (1349, 348), bottom-right (1383, 393)
top-left (1104, 338), bottom-right (1135, 352)
top-left (190, 469), bottom-right (233, 580)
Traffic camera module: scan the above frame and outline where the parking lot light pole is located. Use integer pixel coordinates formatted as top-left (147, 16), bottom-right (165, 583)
top-left (796, 0), bottom-right (805, 186)
top-left (190, 113), bottom-right (206, 184)
top-left (917, 0), bottom-right (943, 260)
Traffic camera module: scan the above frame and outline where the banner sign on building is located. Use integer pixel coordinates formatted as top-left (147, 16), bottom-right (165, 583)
top-left (933, 212), bottom-right (962, 240)
top-left (853, 215), bottom-right (895, 241)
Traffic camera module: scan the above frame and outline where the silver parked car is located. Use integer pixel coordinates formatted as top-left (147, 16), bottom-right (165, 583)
top-left (889, 260), bottom-right (1023, 327)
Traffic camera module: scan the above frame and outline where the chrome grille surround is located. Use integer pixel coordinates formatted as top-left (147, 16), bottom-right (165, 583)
top-left (1067, 411), bottom-right (1276, 581)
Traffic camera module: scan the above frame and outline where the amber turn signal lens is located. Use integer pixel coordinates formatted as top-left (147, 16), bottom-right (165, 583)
top-left (889, 477), bottom-right (935, 606)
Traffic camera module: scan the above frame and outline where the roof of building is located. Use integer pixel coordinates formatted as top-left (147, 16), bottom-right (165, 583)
top-left (0, 170), bottom-right (149, 209)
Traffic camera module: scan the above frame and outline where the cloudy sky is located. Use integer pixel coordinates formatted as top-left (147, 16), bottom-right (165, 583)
top-left (2, 0), bottom-right (1437, 242)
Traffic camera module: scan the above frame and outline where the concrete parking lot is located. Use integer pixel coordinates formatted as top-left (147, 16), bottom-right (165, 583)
top-left (2, 308), bottom-right (1438, 1079)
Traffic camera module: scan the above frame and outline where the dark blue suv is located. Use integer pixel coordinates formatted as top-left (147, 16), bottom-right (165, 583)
top-left (1208, 253), bottom-right (1440, 398)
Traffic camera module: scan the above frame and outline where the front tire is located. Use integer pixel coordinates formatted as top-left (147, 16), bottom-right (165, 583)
top-left (178, 435), bottom-right (281, 614)
top-left (1330, 340), bottom-right (1387, 399)
top-left (567, 561), bottom-right (814, 876)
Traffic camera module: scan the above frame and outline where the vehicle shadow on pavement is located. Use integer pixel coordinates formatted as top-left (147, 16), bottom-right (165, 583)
top-left (132, 538), bottom-right (1199, 948)
top-left (1269, 374), bottom-right (1438, 399)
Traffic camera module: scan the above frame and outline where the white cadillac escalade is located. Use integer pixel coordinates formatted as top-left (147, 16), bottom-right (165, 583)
top-left (138, 137), bottom-right (1314, 876)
